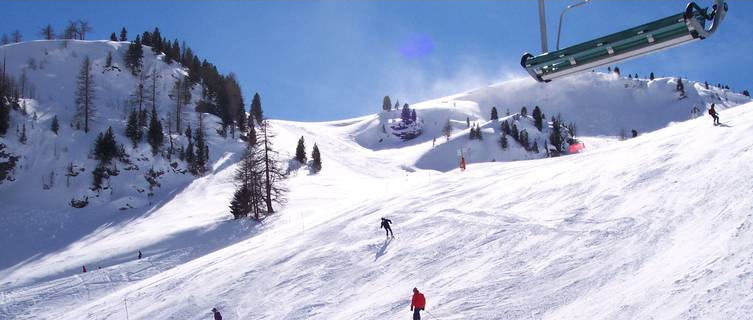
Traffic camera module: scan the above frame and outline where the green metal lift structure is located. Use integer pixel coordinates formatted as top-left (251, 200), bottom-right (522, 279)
top-left (521, 0), bottom-right (728, 82)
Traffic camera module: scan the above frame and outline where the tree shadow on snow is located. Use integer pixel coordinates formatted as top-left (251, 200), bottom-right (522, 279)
top-left (0, 153), bottom-right (245, 285)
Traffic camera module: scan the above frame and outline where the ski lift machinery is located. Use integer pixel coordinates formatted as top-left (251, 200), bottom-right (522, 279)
top-left (521, 0), bottom-right (728, 82)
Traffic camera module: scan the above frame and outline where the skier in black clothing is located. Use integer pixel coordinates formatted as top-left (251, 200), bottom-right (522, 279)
top-left (381, 217), bottom-right (394, 238)
top-left (709, 103), bottom-right (720, 125)
top-left (138, 250), bottom-right (142, 260)
top-left (212, 308), bottom-right (222, 320)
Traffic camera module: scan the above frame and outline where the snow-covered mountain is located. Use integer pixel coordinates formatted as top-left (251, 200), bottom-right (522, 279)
top-left (1, 40), bottom-right (752, 319)
top-left (0, 40), bottom-right (243, 289)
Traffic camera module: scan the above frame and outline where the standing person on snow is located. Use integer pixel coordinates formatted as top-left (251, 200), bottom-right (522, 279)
top-left (138, 250), bottom-right (142, 260)
top-left (410, 287), bottom-right (426, 320)
top-left (709, 103), bottom-right (720, 125)
top-left (212, 307), bottom-right (222, 320)
top-left (381, 217), bottom-right (394, 238)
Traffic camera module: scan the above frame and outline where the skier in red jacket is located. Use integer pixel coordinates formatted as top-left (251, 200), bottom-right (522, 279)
top-left (410, 287), bottom-right (426, 320)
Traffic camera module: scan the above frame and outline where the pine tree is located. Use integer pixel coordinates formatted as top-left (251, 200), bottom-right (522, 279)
top-left (62, 21), bottom-right (78, 39)
top-left (650, 72), bottom-right (655, 81)
top-left (532, 140), bottom-right (539, 153)
top-left (382, 96), bottom-right (392, 112)
top-left (0, 99), bottom-right (9, 136)
top-left (125, 109), bottom-right (140, 147)
top-left (77, 20), bottom-right (92, 40)
top-left (250, 93), bottom-right (263, 125)
top-left (11, 30), bottom-right (22, 43)
top-left (147, 106), bottom-right (163, 155)
top-left (549, 116), bottom-right (563, 154)
top-left (410, 109), bottom-right (417, 123)
top-left (614, 67), bottom-right (621, 76)
top-left (490, 107), bottom-right (498, 121)
top-left (532, 106), bottom-right (543, 131)
top-left (511, 123), bottom-right (519, 141)
top-left (1, 34), bottom-right (9, 45)
top-left (295, 136), bottom-right (306, 164)
top-left (231, 136), bottom-right (265, 219)
top-left (676, 78), bottom-right (685, 95)
top-left (51, 115), bottom-right (59, 134)
top-left (401, 104), bottom-right (411, 123)
top-left (110, 32), bottom-right (117, 41)
top-left (229, 185), bottom-right (251, 219)
top-left (170, 76), bottom-right (191, 134)
top-left (501, 120), bottom-right (511, 135)
top-left (246, 117), bottom-right (257, 146)
top-left (75, 56), bottom-right (95, 133)
top-left (499, 133), bottom-right (508, 150)
top-left (236, 104), bottom-right (247, 134)
top-left (139, 108), bottom-right (148, 129)
top-left (124, 36), bottom-right (143, 75)
top-left (147, 68), bottom-right (160, 112)
top-left (151, 27), bottom-right (163, 54)
top-left (131, 71), bottom-right (147, 118)
top-left (94, 126), bottom-right (119, 163)
top-left (520, 106), bottom-right (528, 117)
top-left (311, 143), bottom-right (322, 173)
top-left (258, 119), bottom-right (287, 213)
top-left (91, 163), bottom-right (107, 191)
top-left (189, 56), bottom-right (201, 84)
top-left (442, 119), bottom-right (452, 141)
top-left (192, 113), bottom-right (208, 174)
top-left (466, 117), bottom-right (470, 128)
top-left (141, 31), bottom-right (152, 47)
top-left (185, 140), bottom-right (195, 166)
top-left (119, 27), bottom-right (127, 41)
top-left (567, 122), bottom-right (577, 138)
top-left (519, 129), bottom-right (529, 150)
top-left (19, 123), bottom-right (27, 144)
top-left (743, 90), bottom-right (750, 97)
top-left (704, 81), bottom-right (710, 90)
top-left (104, 51), bottom-right (113, 69)
top-left (40, 24), bottom-right (55, 40)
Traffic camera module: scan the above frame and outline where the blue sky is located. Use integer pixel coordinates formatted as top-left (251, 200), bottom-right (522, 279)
top-left (3, 0), bottom-right (751, 121)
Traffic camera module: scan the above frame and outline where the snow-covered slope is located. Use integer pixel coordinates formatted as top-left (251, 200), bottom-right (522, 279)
top-left (4, 94), bottom-right (753, 319)
top-left (2, 40), bottom-right (753, 320)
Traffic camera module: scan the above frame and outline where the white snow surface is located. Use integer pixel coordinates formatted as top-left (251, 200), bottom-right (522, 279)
top-left (1, 41), bottom-right (753, 319)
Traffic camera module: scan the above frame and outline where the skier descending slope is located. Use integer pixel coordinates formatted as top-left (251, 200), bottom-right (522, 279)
top-left (381, 217), bottom-right (394, 238)
top-left (212, 307), bottom-right (222, 320)
top-left (709, 103), bottom-right (721, 125)
top-left (410, 287), bottom-right (426, 320)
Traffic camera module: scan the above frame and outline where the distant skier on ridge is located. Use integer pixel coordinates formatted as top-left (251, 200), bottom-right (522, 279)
top-left (381, 217), bottom-right (394, 238)
top-left (410, 287), bottom-right (426, 320)
top-left (709, 103), bottom-right (720, 125)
